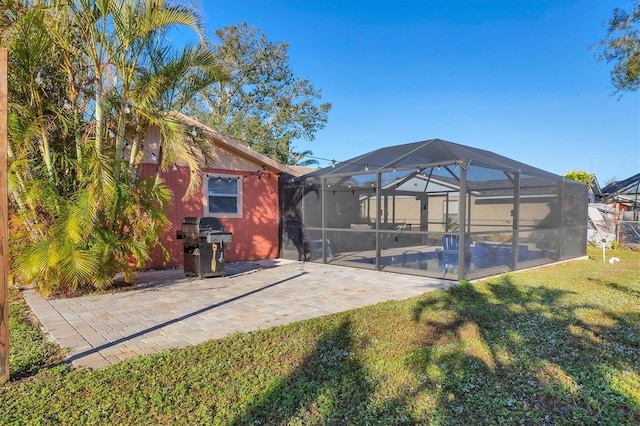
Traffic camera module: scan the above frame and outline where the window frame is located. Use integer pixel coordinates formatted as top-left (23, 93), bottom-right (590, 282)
top-left (203, 174), bottom-right (243, 218)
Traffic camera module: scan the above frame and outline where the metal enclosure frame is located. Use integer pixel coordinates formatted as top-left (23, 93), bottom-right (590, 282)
top-left (280, 139), bottom-right (587, 281)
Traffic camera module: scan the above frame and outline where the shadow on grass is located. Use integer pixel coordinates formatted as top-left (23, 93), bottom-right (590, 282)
top-left (223, 271), bottom-right (639, 424)
top-left (231, 317), bottom-right (378, 425)
top-left (408, 276), bottom-right (640, 424)
top-left (590, 278), bottom-right (640, 298)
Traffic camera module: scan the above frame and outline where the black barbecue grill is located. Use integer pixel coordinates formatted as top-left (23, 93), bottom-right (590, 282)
top-left (177, 217), bottom-right (232, 278)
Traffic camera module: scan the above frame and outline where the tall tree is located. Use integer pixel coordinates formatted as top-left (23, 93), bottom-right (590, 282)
top-left (595, 0), bottom-right (640, 95)
top-left (2, 0), bottom-right (222, 295)
top-left (564, 170), bottom-right (596, 186)
top-left (186, 23), bottom-right (331, 165)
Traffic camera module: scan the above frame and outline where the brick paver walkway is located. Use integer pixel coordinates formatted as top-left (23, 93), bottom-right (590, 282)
top-left (22, 259), bottom-right (455, 369)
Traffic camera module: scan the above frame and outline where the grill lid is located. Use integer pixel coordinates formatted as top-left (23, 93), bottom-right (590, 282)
top-left (197, 217), bottom-right (224, 232)
top-left (182, 216), bottom-right (224, 231)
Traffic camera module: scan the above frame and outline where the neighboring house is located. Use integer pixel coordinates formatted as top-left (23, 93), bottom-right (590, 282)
top-left (598, 173), bottom-right (640, 218)
top-left (596, 173), bottom-right (640, 248)
top-left (139, 113), bottom-right (301, 269)
top-left (356, 173), bottom-right (556, 232)
top-left (588, 175), bottom-right (602, 203)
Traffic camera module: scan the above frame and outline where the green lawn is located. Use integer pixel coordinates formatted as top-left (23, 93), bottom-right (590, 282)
top-left (2, 247), bottom-right (639, 425)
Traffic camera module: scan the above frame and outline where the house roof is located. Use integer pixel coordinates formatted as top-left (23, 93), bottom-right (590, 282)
top-left (600, 173), bottom-right (640, 196)
top-left (590, 175), bottom-right (603, 197)
top-left (172, 112), bottom-right (302, 176)
top-left (287, 165), bottom-right (319, 176)
top-left (303, 138), bottom-right (563, 180)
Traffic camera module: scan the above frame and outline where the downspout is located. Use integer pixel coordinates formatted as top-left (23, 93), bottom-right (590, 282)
top-left (445, 192), bottom-right (450, 229)
top-left (467, 190), bottom-right (472, 234)
top-left (421, 168), bottom-right (434, 231)
top-left (392, 194), bottom-right (396, 224)
top-left (384, 192), bottom-right (389, 226)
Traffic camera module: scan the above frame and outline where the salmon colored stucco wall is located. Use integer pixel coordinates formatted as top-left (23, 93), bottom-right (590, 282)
top-left (140, 163), bottom-right (281, 269)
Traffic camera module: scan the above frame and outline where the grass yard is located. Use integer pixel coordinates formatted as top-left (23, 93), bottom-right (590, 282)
top-left (2, 247), bottom-right (639, 425)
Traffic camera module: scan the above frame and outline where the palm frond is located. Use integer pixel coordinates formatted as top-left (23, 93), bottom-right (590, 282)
top-left (59, 248), bottom-right (99, 291)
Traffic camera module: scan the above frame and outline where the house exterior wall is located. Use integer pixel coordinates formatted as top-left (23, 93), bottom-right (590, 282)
top-left (140, 136), bottom-right (281, 269)
top-left (363, 195), bottom-right (551, 232)
top-left (221, 171), bottom-right (280, 262)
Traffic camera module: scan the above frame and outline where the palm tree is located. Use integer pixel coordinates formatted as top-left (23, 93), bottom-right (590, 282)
top-left (288, 149), bottom-right (319, 167)
top-left (5, 0), bottom-right (222, 295)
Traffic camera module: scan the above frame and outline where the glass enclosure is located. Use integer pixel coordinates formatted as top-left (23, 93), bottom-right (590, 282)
top-left (280, 139), bottom-right (588, 280)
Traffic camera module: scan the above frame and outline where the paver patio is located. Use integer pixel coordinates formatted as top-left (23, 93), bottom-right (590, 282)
top-left (22, 259), bottom-right (455, 369)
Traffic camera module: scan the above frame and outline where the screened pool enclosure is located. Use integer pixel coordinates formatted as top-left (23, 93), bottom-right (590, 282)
top-left (281, 139), bottom-right (587, 280)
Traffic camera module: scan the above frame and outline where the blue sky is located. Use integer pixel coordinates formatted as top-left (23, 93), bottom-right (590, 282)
top-left (189, 0), bottom-right (639, 184)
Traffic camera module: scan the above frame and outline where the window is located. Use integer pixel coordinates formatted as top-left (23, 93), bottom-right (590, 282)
top-left (443, 200), bottom-right (458, 230)
top-left (206, 176), bottom-right (242, 217)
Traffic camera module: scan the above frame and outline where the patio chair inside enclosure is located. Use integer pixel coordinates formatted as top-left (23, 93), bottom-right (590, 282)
top-left (439, 234), bottom-right (471, 276)
top-left (308, 238), bottom-right (334, 260)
